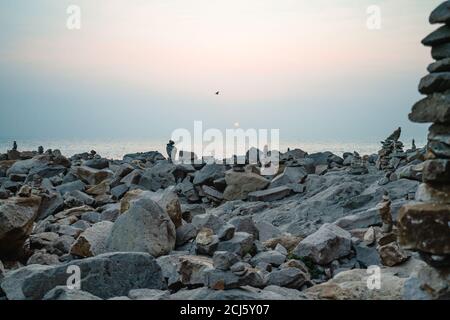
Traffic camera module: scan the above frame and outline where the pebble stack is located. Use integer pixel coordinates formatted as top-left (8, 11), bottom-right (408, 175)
top-left (376, 127), bottom-right (406, 172)
top-left (399, 1), bottom-right (450, 268)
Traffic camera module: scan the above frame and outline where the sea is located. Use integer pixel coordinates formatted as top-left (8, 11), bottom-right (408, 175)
top-left (0, 138), bottom-right (423, 161)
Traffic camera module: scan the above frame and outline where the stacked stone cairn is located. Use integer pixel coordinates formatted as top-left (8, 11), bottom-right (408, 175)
top-left (376, 127), bottom-right (407, 173)
top-left (398, 1), bottom-right (450, 299)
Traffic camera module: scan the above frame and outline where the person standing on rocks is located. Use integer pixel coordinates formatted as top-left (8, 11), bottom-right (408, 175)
top-left (166, 140), bottom-right (176, 163)
top-left (12, 141), bottom-right (17, 151)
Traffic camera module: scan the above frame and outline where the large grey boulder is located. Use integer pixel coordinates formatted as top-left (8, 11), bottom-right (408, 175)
top-left (106, 198), bottom-right (176, 257)
top-left (0, 195), bottom-right (41, 258)
top-left (138, 162), bottom-right (176, 191)
top-left (120, 188), bottom-right (182, 228)
top-left (0, 252), bottom-right (166, 300)
top-left (292, 223), bottom-right (352, 265)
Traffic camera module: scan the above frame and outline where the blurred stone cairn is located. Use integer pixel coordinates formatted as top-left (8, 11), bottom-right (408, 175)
top-left (376, 127), bottom-right (408, 185)
top-left (398, 1), bottom-right (450, 299)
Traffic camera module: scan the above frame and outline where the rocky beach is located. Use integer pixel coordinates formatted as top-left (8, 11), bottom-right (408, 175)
top-left (0, 1), bottom-right (449, 302)
top-left (0, 125), bottom-right (446, 300)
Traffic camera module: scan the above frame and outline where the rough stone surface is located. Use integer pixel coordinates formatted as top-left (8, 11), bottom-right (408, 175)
top-left (398, 203), bottom-right (450, 255)
top-left (106, 198), bottom-right (176, 257)
top-left (0, 252), bottom-right (165, 300)
top-left (70, 221), bottom-right (113, 257)
top-left (292, 223), bottom-right (352, 265)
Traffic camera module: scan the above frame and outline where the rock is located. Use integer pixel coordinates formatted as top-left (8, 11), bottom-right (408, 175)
top-left (428, 57), bottom-right (450, 73)
top-left (223, 171), bottom-right (269, 201)
top-left (27, 250), bottom-right (60, 266)
top-left (409, 91), bottom-right (450, 124)
top-left (192, 164), bottom-right (225, 186)
top-left (213, 251), bottom-right (240, 271)
top-left (70, 221), bottom-right (113, 257)
top-left (73, 166), bottom-right (113, 185)
top-left (106, 198), bottom-right (176, 258)
top-left (123, 151), bottom-right (165, 163)
top-left (83, 158), bottom-right (109, 170)
top-left (65, 190), bottom-right (95, 207)
top-left (247, 186), bottom-right (291, 202)
top-left (263, 235), bottom-right (302, 252)
top-left (415, 183), bottom-right (450, 204)
top-left (430, 1), bottom-right (450, 24)
top-left (128, 289), bottom-right (170, 300)
top-left (230, 261), bottom-right (251, 276)
top-left (398, 203), bottom-right (450, 255)
top-left (37, 193), bottom-right (64, 221)
top-left (419, 72), bottom-right (450, 95)
top-left (146, 188), bottom-right (183, 228)
top-left (292, 223), bottom-right (352, 265)
top-left (81, 211), bottom-right (101, 223)
top-left (229, 216), bottom-right (259, 240)
top-left (422, 159), bottom-right (450, 184)
top-left (178, 255), bottom-right (213, 287)
top-left (43, 286), bottom-right (102, 300)
top-left (176, 223), bottom-right (197, 246)
top-left (29, 232), bottom-right (59, 250)
top-left (217, 223), bottom-right (236, 241)
top-left (423, 25), bottom-right (450, 47)
top-left (251, 251), bottom-right (286, 267)
top-left (120, 188), bottom-right (182, 228)
top-left (195, 228), bottom-right (219, 256)
top-left (178, 178), bottom-right (200, 203)
top-left (428, 123), bottom-right (450, 158)
top-left (432, 42), bottom-right (450, 60)
top-left (0, 195), bottom-right (41, 258)
top-left (203, 269), bottom-right (240, 290)
top-left (305, 269), bottom-right (405, 300)
top-left (85, 180), bottom-right (110, 196)
top-left (270, 167), bottom-right (307, 188)
top-left (202, 185), bottom-right (224, 202)
top-left (120, 169), bottom-right (142, 187)
top-left (100, 203), bottom-right (120, 222)
top-left (138, 162), bottom-right (177, 191)
top-left (53, 235), bottom-right (75, 254)
top-left (266, 267), bottom-right (308, 289)
top-left (256, 221), bottom-right (283, 242)
top-left (0, 252), bottom-right (165, 300)
top-left (55, 180), bottom-right (85, 195)
top-left (191, 213), bottom-right (225, 234)
top-left (275, 243), bottom-right (288, 255)
top-left (403, 264), bottom-right (450, 300)
top-left (378, 242), bottom-right (409, 267)
top-left (110, 184), bottom-right (128, 200)
top-left (170, 286), bottom-right (293, 300)
top-left (217, 232), bottom-right (254, 257)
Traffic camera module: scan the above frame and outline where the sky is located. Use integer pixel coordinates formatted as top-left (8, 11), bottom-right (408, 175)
top-left (0, 0), bottom-right (442, 143)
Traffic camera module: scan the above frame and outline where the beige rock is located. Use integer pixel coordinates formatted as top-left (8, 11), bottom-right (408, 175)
top-left (120, 188), bottom-right (182, 228)
top-left (0, 195), bottom-right (41, 257)
top-left (86, 180), bottom-right (110, 196)
top-left (223, 171), bottom-right (269, 201)
top-left (70, 221), bottom-right (114, 257)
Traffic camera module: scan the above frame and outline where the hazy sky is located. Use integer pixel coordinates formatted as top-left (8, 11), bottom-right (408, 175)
top-left (0, 0), bottom-right (441, 142)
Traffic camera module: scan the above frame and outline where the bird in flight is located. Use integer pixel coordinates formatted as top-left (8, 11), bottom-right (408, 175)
top-left (215, 91), bottom-right (220, 95)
